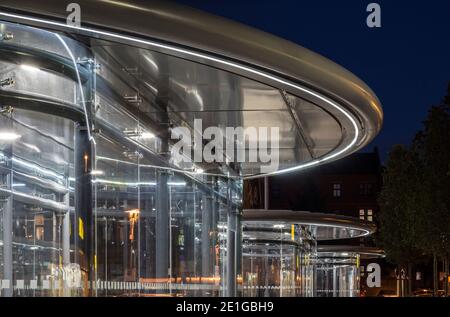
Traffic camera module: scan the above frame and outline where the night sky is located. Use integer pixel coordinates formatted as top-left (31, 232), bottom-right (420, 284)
top-left (175, 0), bottom-right (450, 161)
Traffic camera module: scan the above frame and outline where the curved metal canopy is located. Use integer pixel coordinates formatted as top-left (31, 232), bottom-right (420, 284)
top-left (317, 245), bottom-right (385, 260)
top-left (0, 0), bottom-right (383, 178)
top-left (243, 209), bottom-right (376, 241)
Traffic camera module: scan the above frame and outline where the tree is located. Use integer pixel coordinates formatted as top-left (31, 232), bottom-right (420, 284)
top-left (412, 86), bottom-right (450, 295)
top-left (378, 84), bottom-right (450, 296)
top-left (377, 145), bottom-right (425, 296)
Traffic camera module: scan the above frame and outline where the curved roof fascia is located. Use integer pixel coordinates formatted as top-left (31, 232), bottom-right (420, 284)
top-left (0, 0), bottom-right (383, 177)
top-left (317, 245), bottom-right (386, 259)
top-left (243, 209), bottom-right (376, 240)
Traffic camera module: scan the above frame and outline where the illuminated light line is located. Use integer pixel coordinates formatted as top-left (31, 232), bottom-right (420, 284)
top-left (54, 33), bottom-right (95, 145)
top-left (0, 12), bottom-right (360, 177)
top-left (92, 178), bottom-right (185, 186)
top-left (12, 157), bottom-right (65, 181)
top-left (0, 187), bottom-right (67, 211)
top-left (1, 152), bottom-right (67, 183)
top-left (167, 182), bottom-right (186, 186)
top-left (13, 170), bottom-right (68, 192)
top-left (300, 222), bottom-right (371, 238)
top-left (96, 155), bottom-right (239, 179)
top-left (93, 179), bottom-right (156, 186)
top-left (121, 136), bottom-right (229, 178)
top-left (0, 131), bottom-right (21, 141)
top-left (248, 222), bottom-right (371, 238)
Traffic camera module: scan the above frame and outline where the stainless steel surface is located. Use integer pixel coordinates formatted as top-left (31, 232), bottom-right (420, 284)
top-left (243, 209), bottom-right (376, 241)
top-left (317, 245), bottom-right (385, 260)
top-left (0, 0), bottom-right (383, 178)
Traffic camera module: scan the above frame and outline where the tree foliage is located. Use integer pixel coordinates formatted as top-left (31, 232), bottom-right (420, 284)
top-left (378, 84), bottom-right (450, 265)
top-left (412, 96), bottom-right (450, 257)
top-left (377, 145), bottom-right (424, 265)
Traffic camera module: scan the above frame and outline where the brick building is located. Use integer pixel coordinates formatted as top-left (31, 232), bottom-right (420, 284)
top-left (267, 148), bottom-right (382, 223)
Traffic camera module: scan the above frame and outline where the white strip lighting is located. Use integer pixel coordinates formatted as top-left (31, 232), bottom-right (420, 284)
top-left (0, 11), bottom-right (360, 178)
top-left (12, 157), bottom-right (65, 181)
top-left (0, 131), bottom-right (21, 141)
top-left (251, 221), bottom-right (371, 238)
top-left (0, 187), bottom-right (67, 211)
top-left (92, 178), bottom-right (185, 187)
top-left (55, 33), bottom-right (95, 145)
top-left (304, 222), bottom-right (371, 238)
top-left (167, 181), bottom-right (186, 186)
top-left (93, 179), bottom-right (156, 186)
top-left (14, 170), bottom-right (67, 192)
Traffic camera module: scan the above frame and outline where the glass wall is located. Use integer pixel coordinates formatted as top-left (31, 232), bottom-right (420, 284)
top-left (241, 222), bottom-right (316, 297)
top-left (0, 20), bottom-right (243, 297)
top-left (315, 253), bottom-right (360, 297)
top-left (0, 109), bottom-right (73, 296)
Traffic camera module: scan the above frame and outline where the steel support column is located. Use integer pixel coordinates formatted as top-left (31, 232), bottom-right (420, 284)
top-left (201, 192), bottom-right (213, 277)
top-left (264, 176), bottom-right (269, 210)
top-left (2, 173), bottom-right (13, 297)
top-left (62, 210), bottom-right (71, 265)
top-left (74, 124), bottom-right (93, 294)
top-left (155, 170), bottom-right (169, 279)
top-left (226, 178), bottom-right (237, 297)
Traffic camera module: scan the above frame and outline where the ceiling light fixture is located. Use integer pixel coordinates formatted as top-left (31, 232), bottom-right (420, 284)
top-left (20, 64), bottom-right (40, 72)
top-left (0, 132), bottom-right (22, 141)
top-left (140, 132), bottom-right (155, 139)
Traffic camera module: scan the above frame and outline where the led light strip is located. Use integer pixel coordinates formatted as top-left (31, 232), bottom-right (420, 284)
top-left (12, 156), bottom-right (65, 181)
top-left (247, 222), bottom-right (371, 238)
top-left (0, 187), bottom-right (67, 211)
top-left (0, 11), bottom-right (360, 178)
top-left (55, 33), bottom-right (94, 144)
top-left (92, 178), bottom-right (186, 187)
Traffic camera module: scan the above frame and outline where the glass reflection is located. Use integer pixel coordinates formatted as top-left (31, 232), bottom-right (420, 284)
top-left (241, 223), bottom-right (316, 297)
top-left (0, 20), bottom-right (243, 297)
top-left (315, 253), bottom-right (360, 297)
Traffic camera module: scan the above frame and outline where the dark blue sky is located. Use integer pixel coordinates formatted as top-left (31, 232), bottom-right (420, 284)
top-left (175, 0), bottom-right (450, 161)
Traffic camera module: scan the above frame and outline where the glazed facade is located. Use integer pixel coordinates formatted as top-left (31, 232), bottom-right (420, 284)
top-left (0, 0), bottom-right (383, 298)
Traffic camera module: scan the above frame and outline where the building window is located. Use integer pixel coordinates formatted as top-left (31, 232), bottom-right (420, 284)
top-left (359, 183), bottom-right (374, 196)
top-left (359, 209), bottom-right (374, 222)
top-left (332, 183), bottom-right (341, 198)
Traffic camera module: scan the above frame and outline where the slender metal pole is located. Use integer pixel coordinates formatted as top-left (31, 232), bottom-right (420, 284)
top-left (445, 256), bottom-right (449, 296)
top-left (168, 183), bottom-right (173, 295)
top-left (2, 172), bottom-right (13, 297)
top-left (226, 178), bottom-right (236, 297)
top-left (280, 230), bottom-right (284, 297)
top-left (62, 194), bottom-right (70, 266)
top-left (433, 254), bottom-right (438, 296)
top-left (74, 124), bottom-right (93, 295)
top-left (137, 156), bottom-right (141, 289)
top-left (264, 249), bottom-right (269, 297)
top-left (155, 170), bottom-right (169, 279)
top-left (201, 192), bottom-right (212, 277)
top-left (264, 177), bottom-right (269, 210)
top-left (104, 217), bottom-right (108, 296)
top-left (445, 256), bottom-right (449, 297)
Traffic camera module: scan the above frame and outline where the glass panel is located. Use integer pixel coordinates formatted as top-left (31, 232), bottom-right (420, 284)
top-left (315, 253), bottom-right (359, 297)
top-left (241, 223), bottom-right (316, 297)
top-left (0, 20), bottom-right (243, 297)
